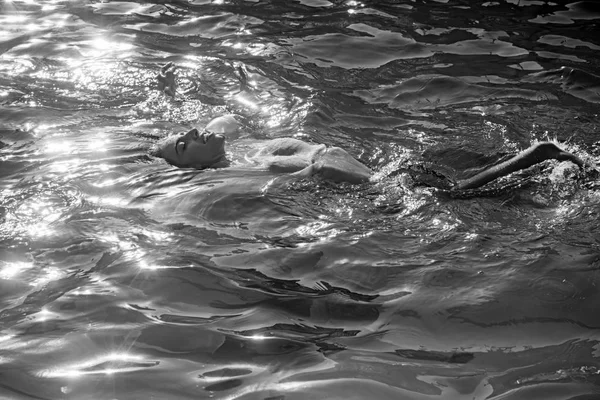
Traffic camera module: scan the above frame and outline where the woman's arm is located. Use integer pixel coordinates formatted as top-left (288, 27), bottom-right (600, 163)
top-left (454, 142), bottom-right (584, 190)
top-left (312, 147), bottom-right (373, 184)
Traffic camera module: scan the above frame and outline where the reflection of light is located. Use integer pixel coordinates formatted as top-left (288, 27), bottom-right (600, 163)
top-left (31, 266), bottom-right (62, 287)
top-left (233, 42), bottom-right (244, 49)
top-left (87, 139), bottom-right (108, 152)
top-left (127, 247), bottom-right (170, 270)
top-left (245, 43), bottom-right (266, 56)
top-left (179, 55), bottom-right (209, 70)
top-left (49, 160), bottom-right (81, 174)
top-left (25, 23), bottom-right (43, 32)
top-left (38, 308), bottom-right (53, 321)
top-left (296, 221), bottom-right (330, 236)
top-left (99, 234), bottom-right (135, 250)
top-left (35, 123), bottom-right (57, 134)
top-left (140, 264), bottom-right (176, 270)
top-left (5, 188), bottom-right (71, 239)
top-left (93, 179), bottom-right (116, 188)
top-left (131, 249), bottom-right (149, 270)
top-left (79, 36), bottom-right (135, 59)
top-left (200, 363), bottom-right (261, 383)
top-left (26, 222), bottom-right (55, 238)
top-left (71, 288), bottom-right (93, 296)
top-left (133, 227), bottom-right (172, 243)
top-left (41, 4), bottom-right (58, 11)
top-left (378, 284), bottom-right (416, 297)
top-left (293, 221), bottom-right (344, 242)
top-left (105, 353), bottom-right (140, 363)
top-left (103, 197), bottom-right (127, 207)
top-left (89, 196), bottom-right (128, 208)
top-left (260, 178), bottom-right (277, 195)
top-left (430, 218), bottom-right (457, 233)
top-left (99, 233), bottom-right (120, 245)
top-left (0, 262), bottom-right (33, 279)
top-left (0, 334), bottom-right (15, 344)
top-left (2, 15), bottom-right (28, 24)
top-left (265, 108), bottom-right (286, 128)
top-left (250, 334), bottom-right (269, 341)
top-left (90, 37), bottom-right (134, 53)
top-left (233, 92), bottom-right (259, 109)
top-left (138, 260), bottom-right (179, 270)
top-left (45, 352), bottom-right (147, 378)
top-left (45, 140), bottom-right (73, 154)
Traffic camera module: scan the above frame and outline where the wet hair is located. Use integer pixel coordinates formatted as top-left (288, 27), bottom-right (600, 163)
top-left (148, 142), bottom-right (163, 158)
top-left (148, 137), bottom-right (182, 167)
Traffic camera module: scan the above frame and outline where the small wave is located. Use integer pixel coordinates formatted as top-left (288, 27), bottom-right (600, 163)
top-left (123, 13), bottom-right (263, 39)
top-left (526, 67), bottom-right (600, 104)
top-left (529, 1), bottom-right (600, 24)
top-left (352, 75), bottom-right (556, 111)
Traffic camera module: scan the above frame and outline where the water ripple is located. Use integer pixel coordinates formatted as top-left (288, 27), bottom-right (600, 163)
top-left (1, 1), bottom-right (599, 399)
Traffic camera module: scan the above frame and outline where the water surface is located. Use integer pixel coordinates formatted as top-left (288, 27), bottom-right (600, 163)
top-left (1, 1), bottom-right (599, 399)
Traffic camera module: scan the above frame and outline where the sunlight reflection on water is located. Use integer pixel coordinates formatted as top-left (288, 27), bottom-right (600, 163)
top-left (0, 0), bottom-right (599, 399)
top-left (0, 261), bottom-right (33, 280)
top-left (43, 352), bottom-right (157, 378)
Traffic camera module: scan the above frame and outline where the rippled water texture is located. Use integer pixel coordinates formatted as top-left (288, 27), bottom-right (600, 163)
top-left (1, 1), bottom-right (600, 399)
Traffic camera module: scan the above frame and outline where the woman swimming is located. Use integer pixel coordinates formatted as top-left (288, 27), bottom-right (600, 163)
top-left (152, 63), bottom-right (586, 190)
top-left (152, 115), bottom-right (585, 190)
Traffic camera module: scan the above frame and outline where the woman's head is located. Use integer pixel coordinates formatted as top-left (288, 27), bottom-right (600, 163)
top-left (154, 128), bottom-right (226, 168)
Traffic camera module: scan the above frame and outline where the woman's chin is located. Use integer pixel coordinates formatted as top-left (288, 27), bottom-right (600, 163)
top-left (211, 159), bottom-right (229, 168)
top-left (214, 134), bottom-right (226, 145)
top-left (209, 155), bottom-right (229, 169)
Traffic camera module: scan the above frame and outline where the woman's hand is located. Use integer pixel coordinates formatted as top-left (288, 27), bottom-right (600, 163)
top-left (157, 62), bottom-right (177, 97)
top-left (455, 141), bottom-right (585, 190)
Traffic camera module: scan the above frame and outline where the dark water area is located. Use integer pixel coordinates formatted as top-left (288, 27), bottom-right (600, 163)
top-left (1, 0), bottom-right (600, 399)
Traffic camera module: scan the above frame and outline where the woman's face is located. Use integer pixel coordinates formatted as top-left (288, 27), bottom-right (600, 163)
top-left (159, 128), bottom-right (226, 168)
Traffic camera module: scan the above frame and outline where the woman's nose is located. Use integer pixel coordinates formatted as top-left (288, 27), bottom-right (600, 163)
top-left (184, 128), bottom-right (198, 139)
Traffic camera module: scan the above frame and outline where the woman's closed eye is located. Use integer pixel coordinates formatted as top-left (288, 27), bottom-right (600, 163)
top-left (192, 130), bottom-right (208, 144)
top-left (192, 129), bottom-right (206, 144)
top-left (174, 129), bottom-right (206, 155)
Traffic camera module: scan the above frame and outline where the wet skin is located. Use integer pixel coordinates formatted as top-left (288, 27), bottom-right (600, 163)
top-left (159, 128), bottom-right (227, 169)
top-left (153, 63), bottom-right (589, 187)
top-left (156, 116), bottom-right (373, 183)
top-left (455, 141), bottom-right (586, 190)
top-left (155, 118), bottom-right (587, 187)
